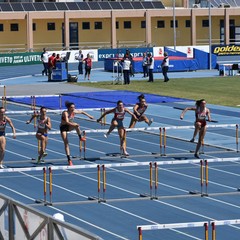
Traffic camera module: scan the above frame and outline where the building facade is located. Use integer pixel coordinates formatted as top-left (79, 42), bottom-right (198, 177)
top-left (0, 1), bottom-right (240, 52)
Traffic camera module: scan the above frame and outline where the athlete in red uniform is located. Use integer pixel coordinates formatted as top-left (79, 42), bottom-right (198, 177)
top-left (26, 107), bottom-right (51, 164)
top-left (97, 100), bottom-right (137, 156)
top-left (129, 94), bottom-right (153, 128)
top-left (180, 99), bottom-right (211, 158)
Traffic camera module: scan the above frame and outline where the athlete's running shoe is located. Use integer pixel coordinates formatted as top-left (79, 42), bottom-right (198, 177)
top-left (68, 160), bottom-right (73, 166)
top-left (148, 118), bottom-right (153, 126)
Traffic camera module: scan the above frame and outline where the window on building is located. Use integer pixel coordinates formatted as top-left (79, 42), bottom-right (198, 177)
top-left (47, 23), bottom-right (55, 31)
top-left (11, 23), bottom-right (19, 31)
top-left (202, 20), bottom-right (209, 27)
top-left (170, 20), bottom-right (178, 28)
top-left (0, 24), bottom-right (3, 32)
top-left (33, 23), bottom-right (36, 31)
top-left (116, 21), bottom-right (119, 29)
top-left (95, 21), bottom-right (102, 30)
top-left (157, 20), bottom-right (165, 28)
top-left (124, 21), bottom-right (131, 29)
top-left (82, 22), bottom-right (90, 30)
top-left (185, 20), bottom-right (191, 28)
top-left (141, 21), bottom-right (146, 28)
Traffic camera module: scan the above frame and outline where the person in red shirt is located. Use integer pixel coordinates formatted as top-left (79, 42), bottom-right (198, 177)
top-left (48, 53), bottom-right (56, 81)
top-left (83, 53), bottom-right (92, 80)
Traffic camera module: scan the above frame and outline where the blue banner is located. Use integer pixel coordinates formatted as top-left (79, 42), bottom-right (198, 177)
top-left (98, 47), bottom-right (153, 61)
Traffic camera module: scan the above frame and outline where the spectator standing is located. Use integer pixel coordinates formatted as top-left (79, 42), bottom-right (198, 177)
top-left (161, 52), bottom-right (170, 82)
top-left (83, 53), bottom-right (92, 81)
top-left (41, 48), bottom-right (48, 76)
top-left (147, 53), bottom-right (154, 82)
top-left (125, 49), bottom-right (134, 77)
top-left (75, 50), bottom-right (84, 75)
top-left (48, 53), bottom-right (56, 81)
top-left (142, 52), bottom-right (148, 78)
top-left (122, 55), bottom-right (131, 84)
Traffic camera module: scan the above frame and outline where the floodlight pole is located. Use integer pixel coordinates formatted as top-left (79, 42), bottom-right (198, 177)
top-left (208, 0), bottom-right (212, 70)
top-left (173, 0), bottom-right (176, 51)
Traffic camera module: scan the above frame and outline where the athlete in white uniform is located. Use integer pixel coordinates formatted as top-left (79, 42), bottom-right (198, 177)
top-left (97, 100), bottom-right (137, 156)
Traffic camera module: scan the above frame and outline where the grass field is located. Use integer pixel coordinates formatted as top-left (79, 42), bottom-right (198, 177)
top-left (77, 76), bottom-right (240, 107)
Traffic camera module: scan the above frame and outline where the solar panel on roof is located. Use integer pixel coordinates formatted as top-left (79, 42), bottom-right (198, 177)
top-left (34, 3), bottom-right (46, 11)
top-left (0, 3), bottom-right (13, 12)
top-left (44, 3), bottom-right (57, 11)
top-left (88, 2), bottom-right (101, 10)
top-left (99, 2), bottom-right (112, 10)
top-left (152, 1), bottom-right (165, 9)
top-left (66, 2), bottom-right (80, 11)
top-left (130, 2), bottom-right (144, 9)
top-left (110, 2), bottom-right (123, 9)
top-left (22, 3), bottom-right (35, 12)
top-left (56, 2), bottom-right (68, 11)
top-left (120, 2), bottom-right (133, 9)
top-left (141, 2), bottom-right (155, 9)
top-left (76, 2), bottom-right (90, 10)
top-left (11, 3), bottom-right (24, 12)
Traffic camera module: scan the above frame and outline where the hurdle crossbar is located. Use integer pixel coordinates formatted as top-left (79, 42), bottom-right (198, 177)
top-left (137, 221), bottom-right (208, 240)
top-left (1, 157), bottom-right (239, 173)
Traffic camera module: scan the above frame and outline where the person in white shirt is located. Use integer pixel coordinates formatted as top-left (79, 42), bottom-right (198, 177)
top-left (161, 52), bottom-right (170, 82)
top-left (147, 53), bottom-right (154, 82)
top-left (75, 50), bottom-right (84, 75)
top-left (41, 48), bottom-right (49, 76)
top-left (122, 55), bottom-right (131, 84)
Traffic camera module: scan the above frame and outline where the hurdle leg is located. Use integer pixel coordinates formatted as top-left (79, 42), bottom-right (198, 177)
top-left (154, 162), bottom-right (158, 199)
top-left (101, 165), bottom-right (106, 202)
top-left (43, 167), bottom-right (47, 203)
top-left (204, 222), bottom-right (209, 240)
top-left (163, 127), bottom-right (166, 156)
top-left (211, 222), bottom-right (216, 240)
top-left (149, 162), bottom-right (153, 198)
top-left (236, 124), bottom-right (239, 152)
top-left (159, 128), bottom-right (162, 156)
top-left (48, 167), bottom-right (53, 205)
top-left (83, 131), bottom-right (86, 159)
top-left (204, 160), bottom-right (208, 196)
top-left (200, 160), bottom-right (204, 196)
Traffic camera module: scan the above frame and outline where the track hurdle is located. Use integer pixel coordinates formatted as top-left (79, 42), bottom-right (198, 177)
top-left (140, 162), bottom-right (158, 199)
top-left (159, 127), bottom-right (166, 156)
top-left (137, 221), bottom-right (209, 240)
top-left (211, 219), bottom-right (240, 240)
top-left (189, 160), bottom-right (208, 196)
top-left (88, 164), bottom-right (106, 203)
top-left (35, 167), bottom-right (53, 206)
top-left (201, 160), bottom-right (208, 196)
